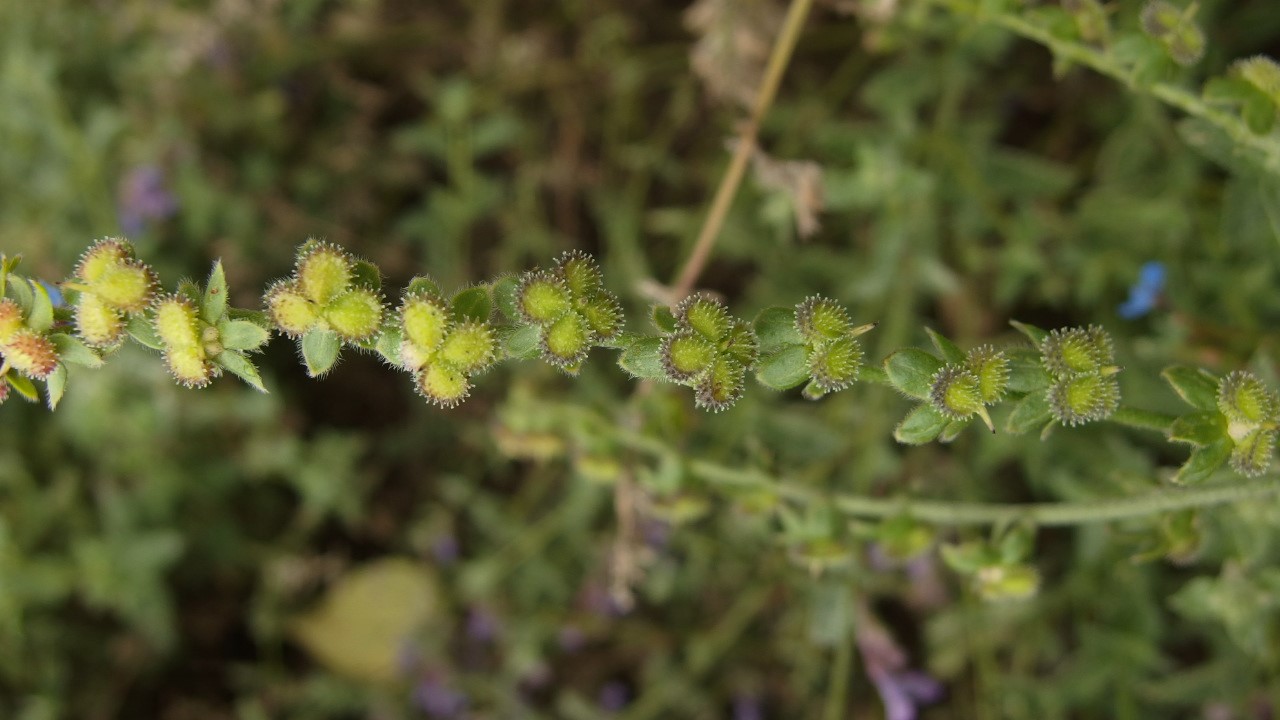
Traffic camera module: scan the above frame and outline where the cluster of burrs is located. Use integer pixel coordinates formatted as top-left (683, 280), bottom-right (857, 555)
top-left (265, 242), bottom-right (384, 348)
top-left (659, 294), bottom-right (759, 412)
top-left (394, 283), bottom-right (498, 408)
top-left (68, 238), bottom-right (158, 349)
top-left (512, 250), bottom-right (623, 373)
top-left (793, 296), bottom-right (874, 400)
top-left (927, 345), bottom-right (1010, 432)
top-left (1216, 371), bottom-right (1278, 476)
top-left (1038, 326), bottom-right (1121, 427)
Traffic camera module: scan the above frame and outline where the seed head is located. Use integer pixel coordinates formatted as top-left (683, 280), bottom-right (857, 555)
top-left (75, 292), bottom-right (127, 348)
top-left (1048, 373), bottom-right (1120, 426)
top-left (3, 330), bottom-right (59, 379)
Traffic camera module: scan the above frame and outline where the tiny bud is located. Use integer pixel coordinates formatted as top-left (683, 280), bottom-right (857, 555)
top-left (662, 333), bottom-right (716, 381)
top-left (400, 293), bottom-right (451, 351)
top-left (416, 362), bottom-right (471, 408)
top-left (808, 335), bottom-right (862, 392)
top-left (1048, 373), bottom-right (1120, 426)
top-left (1039, 325), bottom-right (1113, 377)
top-left (3, 330), bottom-right (59, 379)
top-left (966, 345), bottom-right (1009, 404)
top-left (75, 293), bottom-right (126, 348)
top-left (1217, 370), bottom-right (1277, 425)
top-left (695, 357), bottom-right (746, 412)
top-left (324, 288), bottom-right (383, 341)
top-left (439, 322), bottom-right (497, 373)
top-left (91, 260), bottom-right (157, 312)
top-left (297, 243), bottom-right (354, 305)
top-left (677, 293), bottom-right (730, 341)
top-left (794, 295), bottom-right (852, 342)
top-left (154, 296), bottom-right (202, 352)
top-left (265, 281), bottom-right (320, 337)
top-left (75, 238), bottom-right (133, 284)
top-left (541, 311), bottom-right (592, 369)
top-left (517, 271), bottom-right (572, 324)
top-left (555, 249), bottom-right (603, 299)
top-left (0, 298), bottom-right (24, 345)
top-left (1230, 427), bottom-right (1275, 477)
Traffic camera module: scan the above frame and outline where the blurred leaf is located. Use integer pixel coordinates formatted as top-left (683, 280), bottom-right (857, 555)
top-left (618, 337), bottom-right (666, 380)
top-left (202, 261), bottom-right (228, 324)
top-left (219, 319), bottom-right (270, 352)
top-left (884, 349), bottom-right (942, 400)
top-left (1174, 438), bottom-right (1232, 484)
top-left (215, 351), bottom-right (267, 393)
top-left (1162, 366), bottom-right (1220, 411)
top-left (1169, 411), bottom-right (1226, 446)
top-left (301, 329), bottom-right (341, 377)
top-left (894, 403), bottom-right (949, 444)
top-left (451, 286), bottom-right (491, 324)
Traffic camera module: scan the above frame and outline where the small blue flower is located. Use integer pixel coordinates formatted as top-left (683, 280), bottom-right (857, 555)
top-left (1118, 261), bottom-right (1166, 319)
top-left (38, 281), bottom-right (65, 308)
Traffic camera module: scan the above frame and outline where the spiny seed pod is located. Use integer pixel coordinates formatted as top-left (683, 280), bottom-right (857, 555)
top-left (324, 288), bottom-right (383, 341)
top-left (1048, 373), bottom-right (1120, 426)
top-left (541, 311), bottom-right (592, 368)
top-left (2, 330), bottom-right (59, 379)
top-left (0, 298), bottom-right (23, 345)
top-left (580, 294), bottom-right (623, 340)
top-left (517, 271), bottom-right (572, 324)
top-left (153, 295), bottom-right (202, 352)
top-left (662, 333), bottom-right (717, 382)
top-left (416, 362), bottom-right (471, 408)
top-left (1230, 427), bottom-right (1275, 477)
top-left (297, 242), bottom-right (354, 305)
top-left (966, 345), bottom-right (1009, 405)
top-left (265, 280), bottom-right (320, 338)
top-left (75, 292), bottom-right (126, 348)
top-left (794, 295), bottom-right (853, 343)
top-left (438, 322), bottom-right (497, 374)
top-left (165, 345), bottom-right (217, 388)
top-left (91, 260), bottom-right (157, 312)
top-left (677, 293), bottom-right (731, 341)
top-left (695, 357), bottom-right (746, 412)
top-left (1140, 0), bottom-right (1205, 66)
top-left (400, 292), bottom-right (451, 352)
top-left (808, 335), bottom-right (862, 392)
top-left (1217, 370), bottom-right (1277, 425)
top-left (930, 365), bottom-right (991, 430)
top-left (720, 320), bottom-right (759, 369)
top-left (556, 249), bottom-right (603, 299)
top-left (75, 238), bottom-right (133, 283)
top-left (1040, 326), bottom-right (1113, 377)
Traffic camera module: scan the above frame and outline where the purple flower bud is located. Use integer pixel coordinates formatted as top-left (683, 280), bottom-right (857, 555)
top-left (557, 625), bottom-right (586, 653)
top-left (732, 694), bottom-right (765, 720)
top-left (413, 673), bottom-right (468, 718)
top-left (431, 534), bottom-right (460, 565)
top-left (465, 606), bottom-right (502, 643)
top-left (117, 166), bottom-right (178, 237)
top-left (598, 681), bottom-right (631, 712)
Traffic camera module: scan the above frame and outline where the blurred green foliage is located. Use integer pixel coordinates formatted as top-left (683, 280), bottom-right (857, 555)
top-left (3, 0), bottom-right (1280, 718)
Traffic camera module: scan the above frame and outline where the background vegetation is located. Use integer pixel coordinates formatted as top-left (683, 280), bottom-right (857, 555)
top-left (2, 0), bottom-right (1280, 717)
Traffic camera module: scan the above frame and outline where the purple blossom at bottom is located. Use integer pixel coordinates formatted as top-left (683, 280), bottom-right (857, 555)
top-left (465, 606), bottom-right (502, 644)
top-left (557, 625), bottom-right (586, 653)
top-left (867, 667), bottom-right (944, 720)
top-left (413, 673), bottom-right (468, 718)
top-left (732, 693), bottom-right (765, 720)
top-left (117, 165), bottom-right (178, 237)
top-left (431, 534), bottom-right (460, 565)
top-left (598, 681), bottom-right (631, 712)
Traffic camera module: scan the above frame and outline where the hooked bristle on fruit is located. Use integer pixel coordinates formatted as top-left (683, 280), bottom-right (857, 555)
top-left (966, 345), bottom-right (1009, 405)
top-left (265, 281), bottom-right (320, 337)
top-left (324, 288), bottom-right (384, 341)
top-left (794, 295), bottom-right (853, 342)
top-left (75, 292), bottom-right (127, 348)
top-left (1217, 370), bottom-right (1278, 425)
top-left (75, 238), bottom-right (133, 283)
top-left (296, 242), bottom-right (354, 305)
top-left (3, 330), bottom-right (59, 379)
top-left (677, 293), bottom-right (731, 341)
top-left (1040, 326), bottom-right (1113, 377)
top-left (1048, 373), bottom-right (1120, 426)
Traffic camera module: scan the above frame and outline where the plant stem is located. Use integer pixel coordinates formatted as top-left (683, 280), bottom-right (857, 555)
top-left (1109, 406), bottom-right (1176, 433)
top-left (670, 0), bottom-right (816, 299)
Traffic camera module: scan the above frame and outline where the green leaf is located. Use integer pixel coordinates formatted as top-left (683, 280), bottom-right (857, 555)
top-left (652, 305), bottom-right (678, 334)
top-left (756, 345), bottom-right (810, 391)
top-left (126, 314), bottom-right (164, 351)
top-left (215, 350), bottom-right (268, 393)
top-left (1010, 320), bottom-right (1049, 345)
top-left (6, 373), bottom-right (38, 402)
top-left (50, 333), bottom-right (103, 368)
top-left (491, 275), bottom-right (521, 321)
top-left (301, 329), bottom-right (341, 378)
top-left (938, 419), bottom-right (970, 443)
top-left (939, 541), bottom-right (990, 575)
top-left (28, 280), bottom-right (54, 332)
top-left (407, 276), bottom-right (443, 299)
top-left (218, 319), bottom-right (271, 352)
top-left (44, 365), bottom-right (67, 410)
top-left (351, 260), bottom-right (382, 290)
top-left (7, 274), bottom-right (33, 312)
top-left (1006, 392), bottom-right (1053, 435)
top-left (618, 337), bottom-right (666, 380)
top-left (1169, 411), bottom-right (1227, 446)
top-left (1174, 437), bottom-right (1232, 485)
top-left (376, 327), bottom-right (404, 367)
top-left (925, 327), bottom-right (966, 365)
top-left (451, 286), bottom-right (492, 324)
top-left (884, 349), bottom-right (943, 400)
top-left (1005, 348), bottom-right (1051, 392)
top-left (1161, 365), bottom-right (1219, 411)
top-left (893, 403), bottom-right (950, 445)
top-left (501, 324), bottom-right (541, 360)
top-left (753, 307), bottom-right (802, 354)
top-left (1242, 91), bottom-right (1277, 135)
top-left (202, 260), bottom-right (228, 324)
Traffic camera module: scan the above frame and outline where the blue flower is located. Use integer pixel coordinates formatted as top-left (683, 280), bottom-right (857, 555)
top-left (38, 281), bottom-right (64, 308)
top-left (1118, 261), bottom-right (1166, 319)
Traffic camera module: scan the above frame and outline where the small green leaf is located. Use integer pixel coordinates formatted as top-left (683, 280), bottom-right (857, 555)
top-left (376, 327), bottom-right (404, 367)
top-left (753, 306), bottom-right (803, 354)
top-left (618, 337), bottom-right (666, 380)
top-left (998, 525), bottom-right (1035, 564)
top-left (7, 275), bottom-right (33, 312)
top-left (756, 345), bottom-right (810, 391)
top-left (44, 365), bottom-right (67, 410)
top-left (126, 314), bottom-right (164, 351)
top-left (50, 333), bottom-right (103, 368)
top-left (1010, 320), bottom-right (1049, 345)
top-left (407, 276), bottom-right (443, 299)
top-left (1169, 410), bottom-right (1227, 446)
top-left (451, 286), bottom-right (492, 324)
top-left (491, 275), bottom-right (521, 321)
top-left (1174, 437), bottom-right (1232, 485)
top-left (1242, 91), bottom-right (1277, 134)
top-left (1006, 392), bottom-right (1053, 435)
top-left (925, 328), bottom-right (966, 365)
top-left (202, 260), bottom-right (228, 324)
top-left (28, 280), bottom-right (54, 332)
top-left (351, 260), bottom-right (382, 290)
top-left (939, 542), bottom-right (990, 575)
top-left (215, 350), bottom-right (268, 393)
top-left (894, 403), bottom-right (950, 445)
top-left (884, 349), bottom-right (943, 400)
top-left (1005, 348), bottom-right (1051, 393)
top-left (219, 319), bottom-right (271, 351)
top-left (301, 328), bottom-right (341, 377)
top-left (1161, 365), bottom-right (1219, 411)
top-left (938, 419), bottom-right (970, 443)
top-left (6, 373), bottom-right (38, 402)
top-left (502, 324), bottom-right (541, 360)
top-left (652, 305), bottom-right (678, 334)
